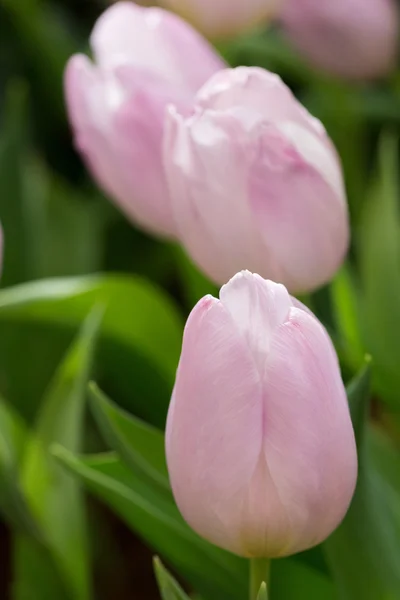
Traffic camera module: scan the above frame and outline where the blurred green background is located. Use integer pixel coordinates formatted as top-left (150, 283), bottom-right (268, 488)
top-left (1, 1), bottom-right (400, 599)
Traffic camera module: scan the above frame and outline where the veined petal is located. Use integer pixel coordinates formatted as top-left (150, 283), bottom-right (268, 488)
top-left (166, 295), bottom-right (265, 555)
top-left (260, 306), bottom-right (357, 555)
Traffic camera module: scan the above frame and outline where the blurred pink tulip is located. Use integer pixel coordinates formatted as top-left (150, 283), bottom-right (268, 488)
top-left (166, 271), bottom-right (357, 558)
top-left (164, 67), bottom-right (349, 293)
top-left (161, 0), bottom-right (281, 39)
top-left (280, 0), bottom-right (399, 80)
top-left (65, 2), bottom-right (224, 237)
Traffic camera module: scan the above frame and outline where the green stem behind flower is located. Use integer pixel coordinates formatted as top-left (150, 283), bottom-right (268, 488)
top-left (250, 558), bottom-right (270, 600)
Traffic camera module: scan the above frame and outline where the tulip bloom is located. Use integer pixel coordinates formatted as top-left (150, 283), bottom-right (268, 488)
top-left (166, 271), bottom-right (357, 558)
top-left (161, 0), bottom-right (281, 40)
top-left (164, 67), bottom-right (349, 293)
top-left (280, 0), bottom-right (399, 80)
top-left (65, 2), bottom-right (224, 237)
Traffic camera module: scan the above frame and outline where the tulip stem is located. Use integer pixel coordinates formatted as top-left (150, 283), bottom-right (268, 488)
top-left (250, 558), bottom-right (270, 600)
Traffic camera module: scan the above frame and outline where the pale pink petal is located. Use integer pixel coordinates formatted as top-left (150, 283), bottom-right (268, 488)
top-left (281, 0), bottom-right (399, 80)
top-left (64, 55), bottom-right (129, 205)
top-left (164, 107), bottom-right (279, 283)
top-left (197, 67), bottom-right (326, 140)
top-left (91, 1), bottom-right (224, 90)
top-left (65, 56), bottom-right (180, 237)
top-left (166, 295), bottom-right (265, 556)
top-left (260, 306), bottom-right (357, 554)
top-left (220, 271), bottom-right (292, 370)
top-left (157, 8), bottom-right (226, 90)
top-left (248, 124), bottom-right (349, 291)
top-left (166, 274), bottom-right (357, 557)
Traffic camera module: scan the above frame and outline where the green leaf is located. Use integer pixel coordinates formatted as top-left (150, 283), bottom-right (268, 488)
top-left (0, 274), bottom-right (183, 425)
top-left (271, 559), bottom-right (335, 600)
top-left (20, 309), bottom-right (102, 600)
top-left (0, 81), bottom-right (32, 287)
top-left (330, 266), bottom-right (365, 371)
top-left (0, 0), bottom-right (79, 142)
top-left (12, 534), bottom-right (70, 600)
top-left (0, 397), bottom-right (40, 537)
top-left (89, 383), bottom-right (169, 491)
top-left (22, 157), bottom-right (106, 280)
top-left (53, 447), bottom-right (247, 600)
top-left (257, 582), bottom-right (267, 600)
top-left (324, 362), bottom-right (400, 600)
top-left (358, 134), bottom-right (400, 406)
top-left (153, 557), bottom-right (191, 600)
top-left (346, 358), bottom-right (372, 450)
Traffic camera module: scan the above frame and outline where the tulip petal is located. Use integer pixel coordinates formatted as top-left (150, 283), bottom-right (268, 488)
top-left (197, 67), bottom-right (326, 140)
top-left (64, 55), bottom-right (129, 206)
top-left (91, 2), bottom-right (224, 90)
top-left (165, 108), bottom-right (279, 283)
top-left (166, 295), bottom-right (266, 555)
top-left (260, 306), bottom-right (357, 555)
top-left (281, 0), bottom-right (399, 80)
top-left (248, 124), bottom-right (349, 291)
top-left (220, 271), bottom-right (291, 371)
top-left (65, 56), bottom-right (179, 237)
top-left (91, 3), bottom-right (177, 76)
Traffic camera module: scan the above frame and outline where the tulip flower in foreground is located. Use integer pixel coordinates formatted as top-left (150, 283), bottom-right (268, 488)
top-left (65, 1), bottom-right (224, 237)
top-left (165, 67), bottom-right (349, 293)
top-left (161, 0), bottom-right (281, 40)
top-left (166, 271), bottom-right (357, 558)
top-left (280, 0), bottom-right (399, 80)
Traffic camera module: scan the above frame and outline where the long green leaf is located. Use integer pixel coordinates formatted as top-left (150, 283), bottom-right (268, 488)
top-left (330, 266), bottom-right (365, 372)
top-left (0, 275), bottom-right (183, 425)
top-left (153, 557), bottom-right (191, 600)
top-left (324, 362), bottom-right (400, 599)
top-left (0, 397), bottom-right (40, 537)
top-left (20, 309), bottom-right (102, 600)
top-left (257, 583), bottom-right (267, 600)
top-left (89, 383), bottom-right (169, 490)
top-left (358, 135), bottom-right (400, 406)
top-left (53, 447), bottom-right (247, 600)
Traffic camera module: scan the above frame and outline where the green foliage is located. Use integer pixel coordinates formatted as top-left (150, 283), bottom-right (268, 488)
top-left (153, 557), bottom-right (191, 600)
top-left (324, 361), bottom-right (400, 600)
top-left (0, 274), bottom-right (183, 424)
top-left (20, 309), bottom-right (101, 600)
top-left (256, 583), bottom-right (267, 600)
top-left (54, 446), bottom-right (248, 600)
top-left (1, 2), bottom-right (400, 599)
top-left (89, 383), bottom-right (170, 491)
top-left (0, 311), bottom-right (102, 599)
top-left (0, 398), bottom-right (40, 537)
top-left (358, 135), bottom-right (400, 406)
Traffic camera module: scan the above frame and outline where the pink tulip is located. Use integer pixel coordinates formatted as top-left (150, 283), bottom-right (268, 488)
top-left (164, 67), bottom-right (349, 293)
top-left (166, 271), bottom-right (357, 558)
top-left (64, 2), bottom-right (224, 237)
top-left (280, 0), bottom-right (399, 80)
top-left (161, 0), bottom-right (281, 40)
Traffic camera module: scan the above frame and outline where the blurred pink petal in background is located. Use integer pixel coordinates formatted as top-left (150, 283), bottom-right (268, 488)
top-left (65, 1), bottom-right (224, 237)
top-left (164, 67), bottom-right (349, 293)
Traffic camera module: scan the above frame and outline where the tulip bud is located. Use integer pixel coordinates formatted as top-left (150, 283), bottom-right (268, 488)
top-left (161, 0), bottom-right (281, 40)
top-left (164, 67), bottom-right (349, 293)
top-left (166, 271), bottom-right (357, 558)
top-left (280, 0), bottom-right (399, 80)
top-left (64, 1), bottom-right (224, 237)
